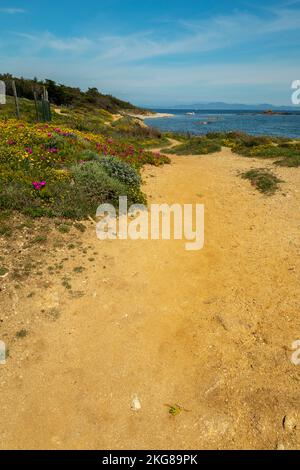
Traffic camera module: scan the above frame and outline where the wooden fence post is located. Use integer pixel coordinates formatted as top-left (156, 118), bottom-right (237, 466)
top-left (33, 91), bottom-right (40, 122)
top-left (12, 80), bottom-right (20, 119)
top-left (42, 86), bottom-right (52, 121)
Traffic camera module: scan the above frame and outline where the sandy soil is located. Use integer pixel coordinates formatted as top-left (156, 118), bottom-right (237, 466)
top-left (53, 108), bottom-right (67, 116)
top-left (128, 112), bottom-right (174, 120)
top-left (111, 113), bottom-right (122, 122)
top-left (0, 145), bottom-right (299, 450)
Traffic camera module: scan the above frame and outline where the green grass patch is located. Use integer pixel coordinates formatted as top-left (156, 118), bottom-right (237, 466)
top-left (73, 222), bottom-right (86, 233)
top-left (73, 266), bottom-right (85, 273)
top-left (201, 132), bottom-right (300, 167)
top-left (0, 224), bottom-right (12, 237)
top-left (241, 168), bottom-right (283, 195)
top-left (57, 223), bottom-right (71, 234)
top-left (30, 234), bottom-right (47, 244)
top-left (163, 137), bottom-right (222, 155)
top-left (0, 266), bottom-right (8, 276)
top-left (62, 278), bottom-right (72, 290)
top-left (16, 329), bottom-right (28, 339)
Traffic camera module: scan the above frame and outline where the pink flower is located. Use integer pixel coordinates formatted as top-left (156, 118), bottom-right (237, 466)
top-left (32, 181), bottom-right (46, 190)
top-left (25, 147), bottom-right (33, 154)
top-left (47, 133), bottom-right (53, 138)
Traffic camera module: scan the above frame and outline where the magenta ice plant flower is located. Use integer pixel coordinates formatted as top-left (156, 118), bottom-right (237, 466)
top-left (32, 181), bottom-right (46, 190)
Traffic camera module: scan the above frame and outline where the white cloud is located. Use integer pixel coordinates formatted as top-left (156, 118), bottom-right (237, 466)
top-left (1, 4), bottom-right (299, 104)
top-left (16, 32), bottom-right (92, 53)
top-left (7, 5), bottom-right (300, 61)
top-left (92, 7), bottom-right (300, 62)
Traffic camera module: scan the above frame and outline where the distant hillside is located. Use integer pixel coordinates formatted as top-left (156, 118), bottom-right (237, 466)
top-left (0, 73), bottom-right (147, 114)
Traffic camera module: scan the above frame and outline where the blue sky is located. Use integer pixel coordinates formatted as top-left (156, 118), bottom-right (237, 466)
top-left (0, 0), bottom-right (300, 105)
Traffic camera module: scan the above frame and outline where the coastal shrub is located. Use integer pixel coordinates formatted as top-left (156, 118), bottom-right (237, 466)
top-left (98, 156), bottom-right (141, 187)
top-left (0, 160), bottom-right (146, 219)
top-left (241, 168), bottom-right (282, 194)
top-left (68, 162), bottom-right (145, 217)
top-left (44, 135), bottom-right (67, 150)
top-left (77, 149), bottom-right (100, 161)
top-left (204, 131), bottom-right (292, 151)
top-left (61, 162), bottom-right (128, 217)
top-left (0, 182), bottom-right (33, 211)
top-left (70, 161), bottom-right (126, 201)
top-left (202, 130), bottom-right (300, 167)
top-left (0, 119), bottom-right (170, 218)
top-left (234, 143), bottom-right (276, 158)
top-left (109, 117), bottom-right (174, 148)
top-left (275, 154), bottom-right (300, 167)
top-left (274, 143), bottom-right (300, 167)
top-left (231, 133), bottom-right (273, 147)
top-left (234, 142), bottom-right (300, 166)
top-left (0, 179), bottom-right (52, 217)
top-left (0, 120), bottom-right (169, 172)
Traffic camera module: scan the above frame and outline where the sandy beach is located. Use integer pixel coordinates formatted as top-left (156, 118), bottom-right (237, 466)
top-left (128, 112), bottom-right (174, 120)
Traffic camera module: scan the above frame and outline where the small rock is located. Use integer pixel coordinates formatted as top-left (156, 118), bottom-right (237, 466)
top-left (131, 394), bottom-right (141, 411)
top-left (283, 413), bottom-right (298, 431)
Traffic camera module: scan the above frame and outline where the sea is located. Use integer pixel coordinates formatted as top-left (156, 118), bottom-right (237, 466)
top-left (144, 109), bottom-right (300, 139)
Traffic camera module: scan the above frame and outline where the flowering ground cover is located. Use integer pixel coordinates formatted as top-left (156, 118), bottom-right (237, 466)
top-left (0, 120), bottom-right (170, 219)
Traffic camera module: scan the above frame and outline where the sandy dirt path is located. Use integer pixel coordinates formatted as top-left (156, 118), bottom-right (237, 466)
top-left (0, 147), bottom-right (299, 449)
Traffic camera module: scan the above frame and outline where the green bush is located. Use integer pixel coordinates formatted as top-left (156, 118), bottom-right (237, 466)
top-left (98, 156), bottom-right (141, 187)
top-left (0, 182), bottom-right (33, 210)
top-left (44, 135), bottom-right (67, 150)
top-left (51, 162), bottom-right (127, 218)
top-left (275, 154), bottom-right (300, 167)
top-left (234, 142), bottom-right (300, 167)
top-left (0, 161), bottom-right (146, 219)
top-left (70, 161), bottom-right (126, 202)
top-left (77, 149), bottom-right (100, 162)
